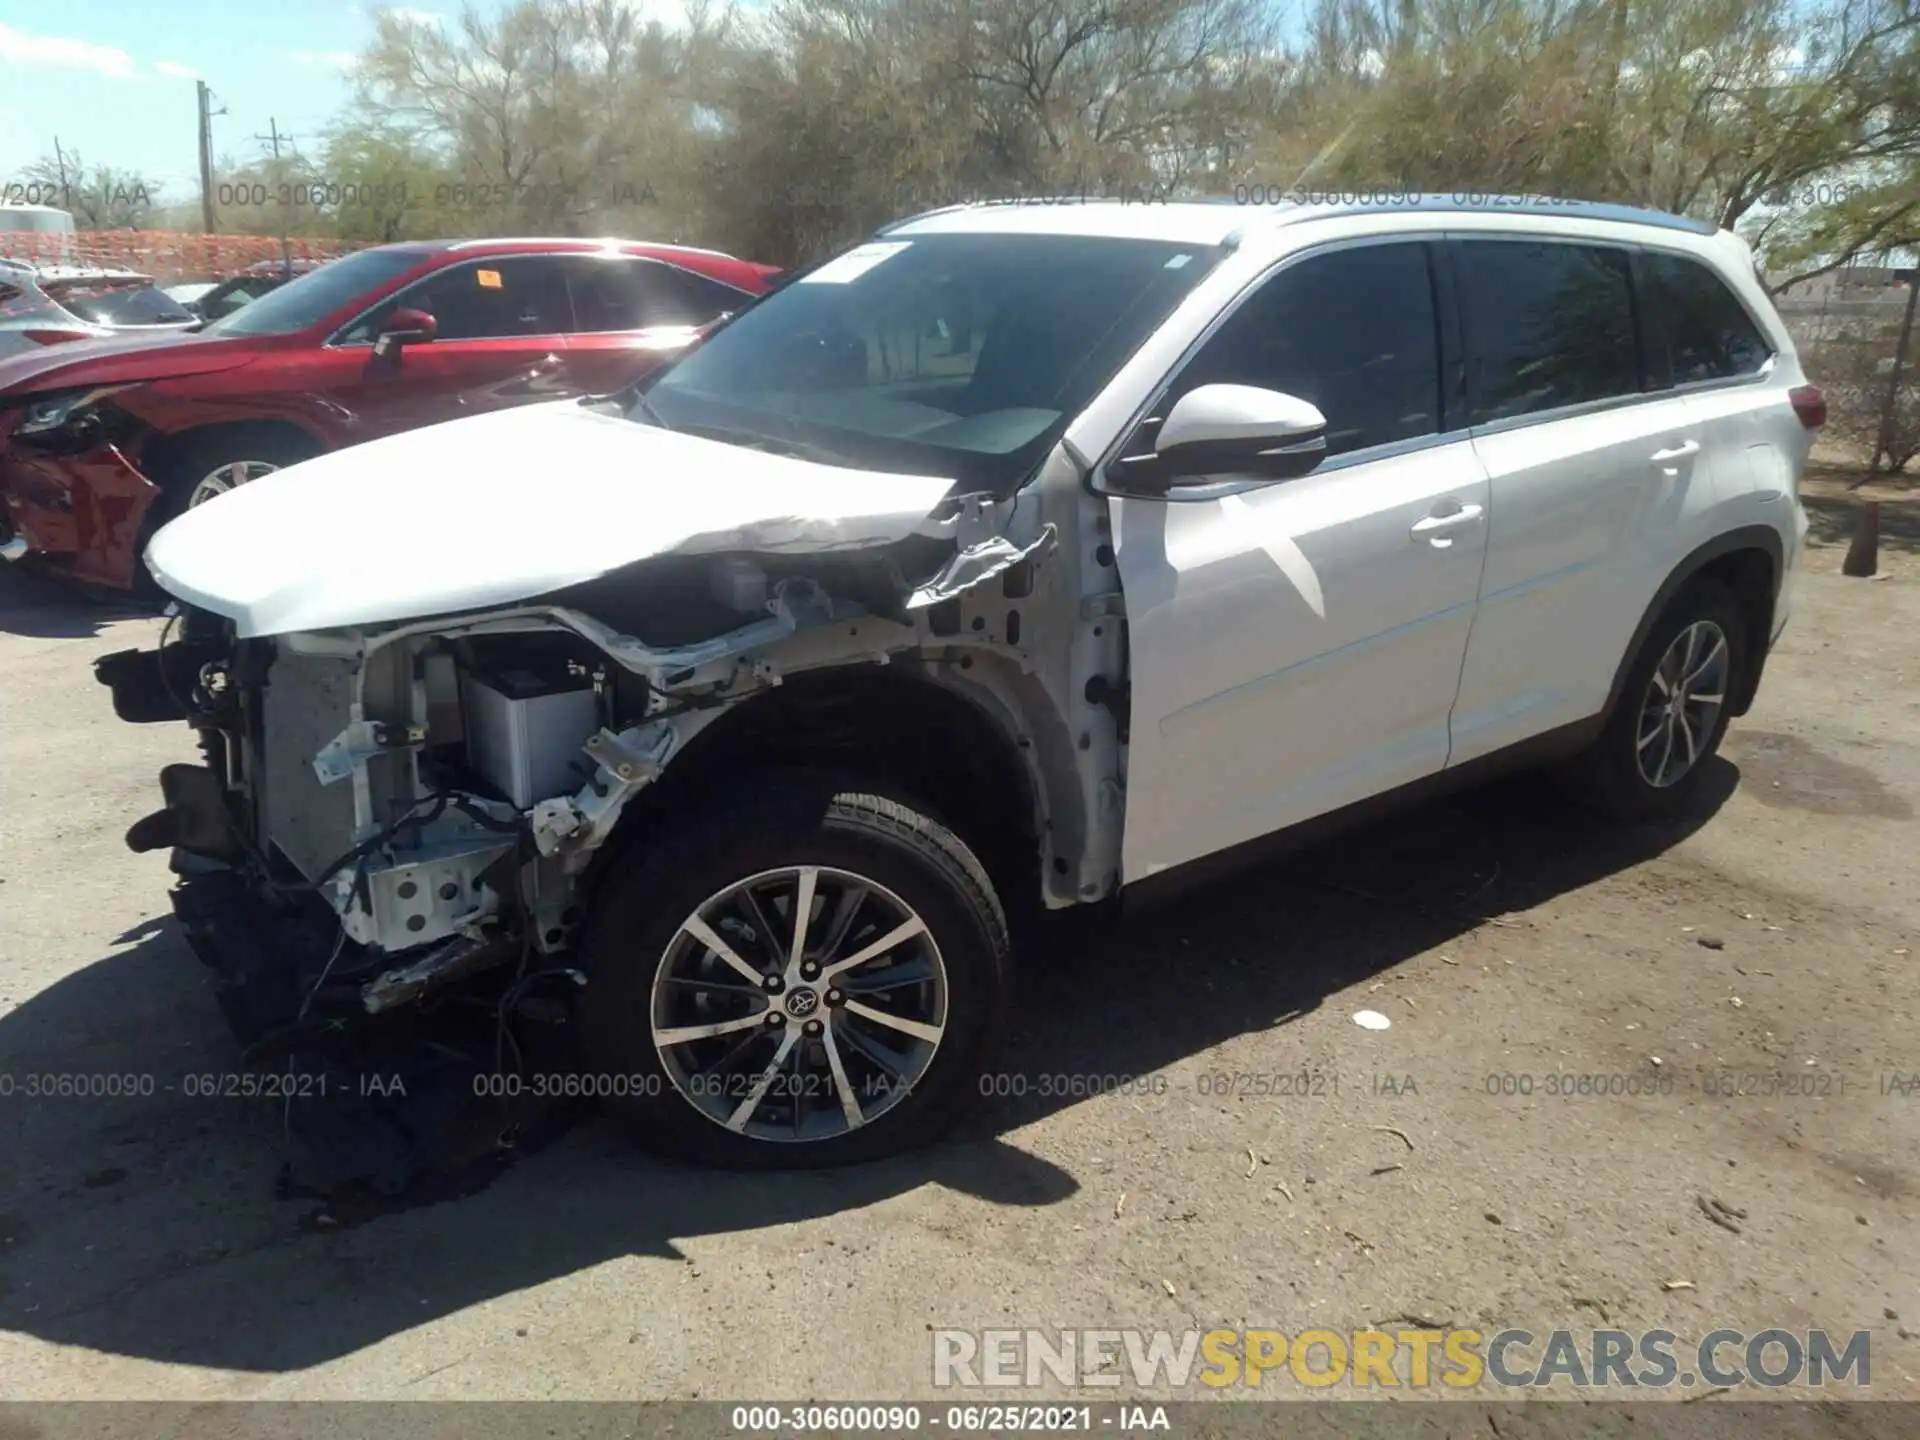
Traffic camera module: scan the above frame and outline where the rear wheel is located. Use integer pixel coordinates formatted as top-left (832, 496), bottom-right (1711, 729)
top-left (1568, 579), bottom-right (1747, 820)
top-left (577, 775), bottom-right (1011, 1168)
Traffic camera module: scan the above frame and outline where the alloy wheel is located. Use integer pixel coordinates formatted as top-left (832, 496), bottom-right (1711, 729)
top-left (650, 864), bottom-right (948, 1143)
top-left (1635, 619), bottom-right (1729, 788)
top-left (187, 460), bottom-right (279, 508)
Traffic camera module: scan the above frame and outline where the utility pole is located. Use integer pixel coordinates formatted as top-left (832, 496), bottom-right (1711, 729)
top-left (196, 80), bottom-right (225, 235)
top-left (254, 117), bottom-right (292, 160)
top-left (254, 118), bottom-right (295, 278)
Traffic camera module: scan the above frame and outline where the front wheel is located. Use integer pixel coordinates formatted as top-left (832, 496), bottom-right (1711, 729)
top-left (154, 430), bottom-right (320, 522)
top-left (577, 777), bottom-right (1011, 1168)
top-left (136, 430), bottom-right (320, 596)
top-left (1569, 579), bottom-right (1748, 820)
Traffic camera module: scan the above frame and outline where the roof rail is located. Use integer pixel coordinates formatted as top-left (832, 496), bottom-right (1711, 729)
top-left (1220, 192), bottom-right (1717, 236)
top-left (880, 191), bottom-right (1717, 240)
top-left (880, 194), bottom-right (1177, 234)
top-left (877, 202), bottom-right (982, 235)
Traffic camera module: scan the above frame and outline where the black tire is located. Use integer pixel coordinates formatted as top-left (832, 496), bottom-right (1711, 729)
top-left (1568, 578), bottom-right (1748, 820)
top-left (576, 773), bottom-right (1011, 1168)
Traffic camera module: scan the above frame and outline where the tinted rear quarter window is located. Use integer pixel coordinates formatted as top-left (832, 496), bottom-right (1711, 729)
top-left (1454, 239), bottom-right (1639, 423)
top-left (1172, 241), bottom-right (1442, 458)
top-left (1641, 251), bottom-right (1772, 383)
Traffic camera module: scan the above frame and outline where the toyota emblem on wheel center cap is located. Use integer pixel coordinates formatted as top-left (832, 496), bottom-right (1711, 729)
top-left (785, 988), bottom-right (821, 1018)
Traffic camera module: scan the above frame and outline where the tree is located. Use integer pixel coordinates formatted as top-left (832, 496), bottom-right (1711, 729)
top-left (32, 0), bottom-right (1920, 290)
top-left (354, 0), bottom-right (719, 238)
top-left (316, 118), bottom-right (463, 242)
top-left (15, 151), bottom-right (161, 229)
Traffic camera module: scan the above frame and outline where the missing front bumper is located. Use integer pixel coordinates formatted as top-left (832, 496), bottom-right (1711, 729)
top-left (167, 862), bottom-right (586, 1203)
top-left (94, 642), bottom-right (223, 723)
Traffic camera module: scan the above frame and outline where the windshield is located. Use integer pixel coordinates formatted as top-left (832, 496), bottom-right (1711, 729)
top-left (51, 281), bottom-right (194, 327)
top-left (201, 248), bottom-right (426, 337)
top-left (644, 232), bottom-right (1224, 493)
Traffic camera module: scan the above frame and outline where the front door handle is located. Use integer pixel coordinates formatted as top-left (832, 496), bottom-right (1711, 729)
top-left (1650, 440), bottom-right (1701, 464)
top-left (1410, 503), bottom-right (1485, 542)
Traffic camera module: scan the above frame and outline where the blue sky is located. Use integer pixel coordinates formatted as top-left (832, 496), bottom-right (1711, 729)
top-left (0, 2), bottom-right (464, 204)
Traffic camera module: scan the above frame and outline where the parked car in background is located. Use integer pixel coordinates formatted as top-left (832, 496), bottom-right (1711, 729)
top-left (0, 258), bottom-right (198, 358)
top-left (0, 237), bottom-right (778, 586)
top-left (166, 258), bottom-right (329, 323)
top-left (163, 281), bottom-right (221, 313)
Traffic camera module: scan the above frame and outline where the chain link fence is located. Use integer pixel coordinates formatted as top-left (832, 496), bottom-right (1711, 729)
top-left (1777, 265), bottom-right (1920, 480)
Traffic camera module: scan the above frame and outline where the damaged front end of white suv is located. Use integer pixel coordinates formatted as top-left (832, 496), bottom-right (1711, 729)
top-left (94, 396), bottom-right (1128, 1189)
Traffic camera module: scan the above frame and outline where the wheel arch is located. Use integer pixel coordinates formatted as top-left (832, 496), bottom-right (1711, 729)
top-left (141, 417), bottom-right (327, 485)
top-left (592, 666), bottom-right (1046, 912)
top-left (1602, 526), bottom-right (1782, 723)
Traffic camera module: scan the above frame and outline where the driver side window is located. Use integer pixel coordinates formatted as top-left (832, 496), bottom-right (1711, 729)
top-left (1167, 242), bottom-right (1444, 460)
top-left (340, 257), bottom-right (572, 343)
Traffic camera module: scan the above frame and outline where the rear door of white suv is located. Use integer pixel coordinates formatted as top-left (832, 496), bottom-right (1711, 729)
top-left (1445, 234), bottom-right (1715, 766)
top-left (1107, 237), bottom-right (1493, 879)
top-left (1636, 245), bottom-right (1796, 510)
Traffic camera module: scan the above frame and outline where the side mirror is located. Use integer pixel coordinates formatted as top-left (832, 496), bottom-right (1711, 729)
top-left (373, 307), bottom-right (437, 358)
top-left (1105, 384), bottom-right (1329, 496)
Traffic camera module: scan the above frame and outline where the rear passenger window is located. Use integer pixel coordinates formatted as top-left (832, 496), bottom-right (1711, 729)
top-left (1454, 240), bottom-right (1639, 423)
top-left (1641, 252), bottom-right (1772, 384)
top-left (1173, 242), bottom-right (1441, 458)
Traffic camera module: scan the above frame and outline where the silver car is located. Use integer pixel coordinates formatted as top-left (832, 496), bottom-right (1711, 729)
top-left (0, 258), bottom-right (199, 360)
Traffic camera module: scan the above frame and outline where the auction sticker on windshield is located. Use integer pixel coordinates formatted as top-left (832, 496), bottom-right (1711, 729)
top-left (800, 241), bottom-right (912, 284)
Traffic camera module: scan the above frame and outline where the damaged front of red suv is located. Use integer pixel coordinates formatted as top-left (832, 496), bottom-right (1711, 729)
top-left (0, 337), bottom-right (261, 587)
top-left (0, 390), bottom-right (162, 584)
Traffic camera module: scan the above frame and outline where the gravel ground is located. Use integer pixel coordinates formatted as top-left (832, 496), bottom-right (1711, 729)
top-left (0, 518), bottom-right (1915, 1412)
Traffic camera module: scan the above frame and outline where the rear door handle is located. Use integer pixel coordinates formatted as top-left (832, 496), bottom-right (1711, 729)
top-left (1650, 440), bottom-right (1701, 464)
top-left (1410, 503), bottom-right (1484, 539)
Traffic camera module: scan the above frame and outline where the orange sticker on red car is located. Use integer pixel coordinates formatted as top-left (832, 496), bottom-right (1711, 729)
top-left (475, 269), bottom-right (502, 288)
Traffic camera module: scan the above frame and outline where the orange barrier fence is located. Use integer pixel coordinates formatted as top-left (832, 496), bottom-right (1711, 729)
top-left (0, 230), bottom-right (367, 283)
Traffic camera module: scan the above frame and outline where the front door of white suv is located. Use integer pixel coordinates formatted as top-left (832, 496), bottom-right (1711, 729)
top-left (1105, 238), bottom-right (1492, 881)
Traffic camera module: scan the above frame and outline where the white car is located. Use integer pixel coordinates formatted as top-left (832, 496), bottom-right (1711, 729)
top-left (98, 195), bottom-right (1818, 1169)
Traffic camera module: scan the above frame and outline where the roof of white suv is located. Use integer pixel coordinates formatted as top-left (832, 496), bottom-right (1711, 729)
top-left (883, 195), bottom-right (1720, 247)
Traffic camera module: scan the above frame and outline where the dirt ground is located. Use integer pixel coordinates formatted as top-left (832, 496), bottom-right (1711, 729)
top-left (0, 499), bottom-right (1915, 1412)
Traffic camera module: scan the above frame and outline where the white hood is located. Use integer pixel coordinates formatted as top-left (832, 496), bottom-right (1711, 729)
top-left (144, 401), bottom-right (958, 638)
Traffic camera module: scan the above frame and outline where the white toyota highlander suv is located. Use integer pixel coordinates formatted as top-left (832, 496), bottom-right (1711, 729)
top-left (97, 195), bottom-right (1820, 1171)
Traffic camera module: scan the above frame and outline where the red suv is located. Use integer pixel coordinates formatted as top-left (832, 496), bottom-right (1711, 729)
top-left (0, 237), bottom-right (778, 590)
